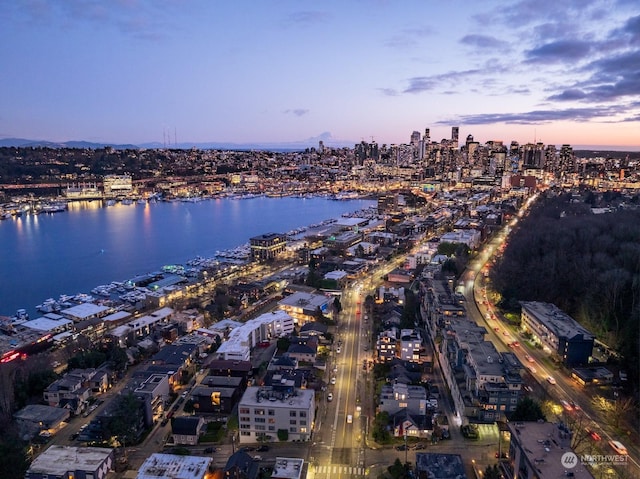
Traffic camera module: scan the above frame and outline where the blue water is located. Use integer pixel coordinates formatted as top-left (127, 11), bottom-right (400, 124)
top-left (0, 196), bottom-right (374, 317)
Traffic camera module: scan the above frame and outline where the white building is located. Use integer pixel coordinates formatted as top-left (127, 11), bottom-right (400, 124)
top-left (238, 386), bottom-right (315, 443)
top-left (103, 174), bottom-right (133, 196)
top-left (379, 382), bottom-right (428, 416)
top-left (215, 311), bottom-right (294, 362)
top-left (26, 446), bottom-right (114, 479)
top-left (278, 291), bottom-right (331, 324)
top-left (137, 453), bottom-right (212, 479)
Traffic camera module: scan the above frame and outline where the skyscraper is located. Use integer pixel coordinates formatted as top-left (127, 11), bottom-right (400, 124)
top-left (451, 126), bottom-right (459, 146)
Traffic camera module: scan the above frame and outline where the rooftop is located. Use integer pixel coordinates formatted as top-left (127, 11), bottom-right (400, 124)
top-left (137, 453), bottom-right (211, 479)
top-left (521, 302), bottom-right (594, 340)
top-left (27, 446), bottom-right (113, 476)
top-left (271, 457), bottom-right (305, 479)
top-left (508, 421), bottom-right (594, 479)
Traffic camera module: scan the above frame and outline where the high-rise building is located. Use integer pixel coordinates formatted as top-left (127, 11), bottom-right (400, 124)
top-left (451, 126), bottom-right (459, 146)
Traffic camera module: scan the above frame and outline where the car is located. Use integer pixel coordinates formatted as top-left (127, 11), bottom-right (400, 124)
top-left (569, 401), bottom-right (580, 411)
top-left (525, 354), bottom-right (535, 363)
top-left (346, 414), bottom-right (353, 424)
top-left (546, 376), bottom-right (557, 385)
top-left (609, 440), bottom-right (628, 455)
top-left (493, 327), bottom-right (500, 332)
top-left (415, 443), bottom-right (427, 450)
top-left (253, 455), bottom-right (263, 461)
top-left (204, 447), bottom-right (215, 453)
top-left (528, 365), bottom-right (537, 374)
top-left (503, 331), bottom-right (508, 336)
top-left (327, 393), bottom-right (333, 402)
top-left (256, 445), bottom-right (269, 452)
top-left (561, 400), bottom-right (573, 411)
top-left (161, 418), bottom-right (169, 426)
top-left (396, 444), bottom-right (409, 451)
top-left (586, 429), bottom-right (601, 441)
top-left (330, 377), bottom-right (336, 385)
top-left (336, 347), bottom-right (341, 354)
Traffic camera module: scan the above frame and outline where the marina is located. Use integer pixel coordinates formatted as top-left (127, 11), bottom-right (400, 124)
top-left (0, 195), bottom-right (375, 319)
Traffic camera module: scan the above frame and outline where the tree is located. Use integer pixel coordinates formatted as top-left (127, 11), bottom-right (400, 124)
top-left (277, 429), bottom-right (288, 441)
top-left (332, 297), bottom-right (342, 314)
top-left (276, 337), bottom-right (290, 353)
top-left (104, 392), bottom-right (145, 446)
top-left (0, 427), bottom-right (29, 479)
top-left (510, 397), bottom-right (545, 422)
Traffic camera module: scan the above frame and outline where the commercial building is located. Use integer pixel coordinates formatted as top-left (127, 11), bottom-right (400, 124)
top-left (250, 233), bottom-right (287, 261)
top-left (103, 174), bottom-right (133, 196)
top-left (26, 445), bottom-right (114, 479)
top-left (520, 302), bottom-right (594, 366)
top-left (137, 453), bottom-right (212, 479)
top-left (237, 386), bottom-right (315, 443)
top-left (271, 457), bottom-right (304, 479)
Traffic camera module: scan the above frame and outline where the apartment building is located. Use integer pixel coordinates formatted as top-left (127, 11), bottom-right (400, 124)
top-left (507, 422), bottom-right (593, 479)
top-left (237, 386), bottom-right (315, 443)
top-left (441, 318), bottom-right (523, 422)
top-left (520, 301), bottom-right (594, 366)
top-left (379, 382), bottom-right (428, 416)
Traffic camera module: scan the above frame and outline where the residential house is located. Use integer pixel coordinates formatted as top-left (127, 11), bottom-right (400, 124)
top-left (171, 416), bottom-right (205, 446)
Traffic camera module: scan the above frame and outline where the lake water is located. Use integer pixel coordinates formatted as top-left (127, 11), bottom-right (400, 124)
top-left (0, 196), bottom-right (375, 317)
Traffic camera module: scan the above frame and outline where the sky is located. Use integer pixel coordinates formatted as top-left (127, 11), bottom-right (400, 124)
top-left (1, 0), bottom-right (639, 150)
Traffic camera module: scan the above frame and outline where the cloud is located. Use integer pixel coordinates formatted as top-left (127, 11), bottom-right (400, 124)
top-left (548, 49), bottom-right (640, 102)
top-left (385, 26), bottom-right (435, 49)
top-left (286, 10), bottom-right (331, 26)
top-left (525, 39), bottom-right (592, 63)
top-left (460, 34), bottom-right (510, 51)
top-left (402, 65), bottom-right (499, 94)
top-left (438, 105), bottom-right (626, 125)
top-left (284, 109), bottom-right (310, 117)
top-left (9, 0), bottom-right (178, 41)
top-left (378, 88), bottom-right (399, 96)
top-left (547, 89), bottom-right (588, 101)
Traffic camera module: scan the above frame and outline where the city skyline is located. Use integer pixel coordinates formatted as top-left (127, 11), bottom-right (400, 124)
top-left (1, 0), bottom-right (639, 150)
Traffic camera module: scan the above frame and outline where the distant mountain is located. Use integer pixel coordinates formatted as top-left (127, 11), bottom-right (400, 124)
top-left (0, 135), bottom-right (355, 151)
top-left (0, 138), bottom-right (139, 149)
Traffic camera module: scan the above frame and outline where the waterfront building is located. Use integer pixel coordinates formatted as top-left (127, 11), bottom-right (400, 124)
top-left (102, 174), bottom-right (133, 197)
top-left (520, 301), bottom-right (594, 366)
top-left (250, 233), bottom-right (287, 261)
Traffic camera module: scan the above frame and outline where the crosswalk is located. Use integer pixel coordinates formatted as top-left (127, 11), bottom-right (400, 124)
top-left (313, 465), bottom-right (366, 476)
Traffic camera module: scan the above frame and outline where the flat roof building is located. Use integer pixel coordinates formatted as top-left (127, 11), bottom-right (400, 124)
top-left (507, 421), bottom-right (594, 479)
top-left (237, 386), bottom-right (315, 444)
top-left (520, 302), bottom-right (594, 366)
top-left (137, 453), bottom-right (212, 479)
top-left (26, 445), bottom-right (114, 479)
